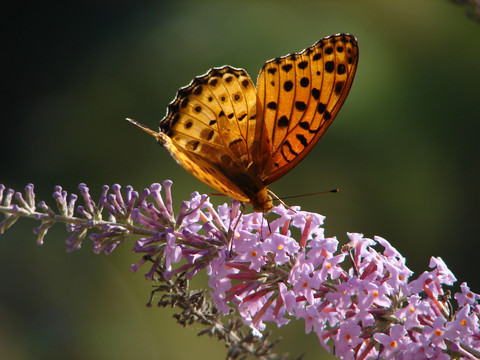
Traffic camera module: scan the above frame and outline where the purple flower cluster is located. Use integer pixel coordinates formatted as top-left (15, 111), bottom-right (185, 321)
top-left (125, 183), bottom-right (480, 359)
top-left (1, 181), bottom-right (480, 359)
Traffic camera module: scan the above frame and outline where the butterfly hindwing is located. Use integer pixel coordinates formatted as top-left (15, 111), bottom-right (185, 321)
top-left (159, 133), bottom-right (250, 201)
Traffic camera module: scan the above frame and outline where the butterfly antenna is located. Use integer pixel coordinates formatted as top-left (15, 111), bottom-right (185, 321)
top-left (276, 189), bottom-right (339, 201)
top-left (126, 118), bottom-right (163, 141)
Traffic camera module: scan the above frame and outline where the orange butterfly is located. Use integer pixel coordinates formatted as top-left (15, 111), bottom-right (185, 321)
top-left (128, 33), bottom-right (358, 212)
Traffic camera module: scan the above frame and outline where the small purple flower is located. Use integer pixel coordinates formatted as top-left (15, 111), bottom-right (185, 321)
top-left (289, 258), bottom-right (321, 305)
top-left (233, 234), bottom-right (266, 271)
top-left (455, 282), bottom-right (480, 307)
top-left (306, 236), bottom-right (338, 269)
top-left (395, 295), bottom-right (433, 330)
top-left (262, 232), bottom-right (300, 265)
top-left (278, 282), bottom-right (297, 314)
top-left (373, 324), bottom-right (408, 359)
top-left (317, 253), bottom-right (345, 281)
top-left (332, 319), bottom-right (364, 357)
top-left (296, 304), bottom-right (321, 334)
top-left (423, 316), bottom-right (448, 349)
top-left (164, 230), bottom-right (182, 271)
top-left (429, 256), bottom-right (457, 286)
top-left (446, 305), bottom-right (478, 343)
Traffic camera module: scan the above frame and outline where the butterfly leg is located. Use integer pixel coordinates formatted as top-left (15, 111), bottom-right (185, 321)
top-left (227, 201), bottom-right (246, 254)
top-left (259, 210), bottom-right (272, 238)
top-left (185, 194), bottom-right (211, 216)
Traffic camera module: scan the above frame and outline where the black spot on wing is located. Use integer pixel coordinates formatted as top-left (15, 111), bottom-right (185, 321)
top-left (267, 102), bottom-right (277, 110)
top-left (299, 121), bottom-right (310, 130)
top-left (295, 101), bottom-right (307, 111)
top-left (324, 111), bottom-right (331, 121)
top-left (335, 81), bottom-right (344, 95)
top-left (300, 77), bottom-right (309, 87)
top-left (186, 140), bottom-right (200, 151)
top-left (278, 115), bottom-right (289, 128)
top-left (280, 140), bottom-right (298, 162)
top-left (317, 102), bottom-right (326, 114)
top-left (296, 133), bottom-right (308, 147)
top-left (298, 61), bottom-right (308, 69)
top-left (325, 61), bottom-right (335, 73)
top-left (180, 97), bottom-right (189, 108)
top-left (283, 81), bottom-right (293, 92)
top-left (201, 129), bottom-right (214, 141)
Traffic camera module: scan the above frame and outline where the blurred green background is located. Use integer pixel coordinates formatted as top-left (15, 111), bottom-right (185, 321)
top-left (1, 1), bottom-right (479, 359)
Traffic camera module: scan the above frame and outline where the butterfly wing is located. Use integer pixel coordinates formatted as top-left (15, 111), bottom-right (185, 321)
top-left (159, 66), bottom-right (266, 201)
top-left (159, 133), bottom-right (249, 201)
top-left (255, 33), bottom-right (359, 185)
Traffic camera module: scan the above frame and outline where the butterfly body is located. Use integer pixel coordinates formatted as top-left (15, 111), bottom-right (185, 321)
top-left (129, 34), bottom-right (358, 212)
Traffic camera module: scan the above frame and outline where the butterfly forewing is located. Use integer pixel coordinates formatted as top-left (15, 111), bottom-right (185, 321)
top-left (158, 66), bottom-right (266, 201)
top-left (256, 34), bottom-right (359, 185)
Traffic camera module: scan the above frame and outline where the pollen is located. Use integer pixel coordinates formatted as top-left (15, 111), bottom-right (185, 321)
top-left (345, 334), bottom-right (351, 341)
top-left (302, 281), bottom-right (308, 288)
top-left (409, 306), bottom-right (415, 313)
top-left (326, 262), bottom-right (332, 269)
top-left (372, 291), bottom-right (379, 298)
top-left (277, 244), bottom-right (284, 250)
top-left (398, 274), bottom-right (404, 281)
top-left (251, 250), bottom-right (257, 257)
top-left (467, 292), bottom-right (473, 298)
top-left (390, 340), bottom-right (397, 348)
top-left (434, 329), bottom-right (443, 337)
top-left (461, 319), bottom-right (467, 326)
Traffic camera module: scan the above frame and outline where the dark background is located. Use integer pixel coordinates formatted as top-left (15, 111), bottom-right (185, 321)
top-left (1, 1), bottom-right (479, 359)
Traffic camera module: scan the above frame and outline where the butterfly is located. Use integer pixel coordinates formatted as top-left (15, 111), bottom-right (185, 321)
top-left (128, 33), bottom-right (358, 213)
